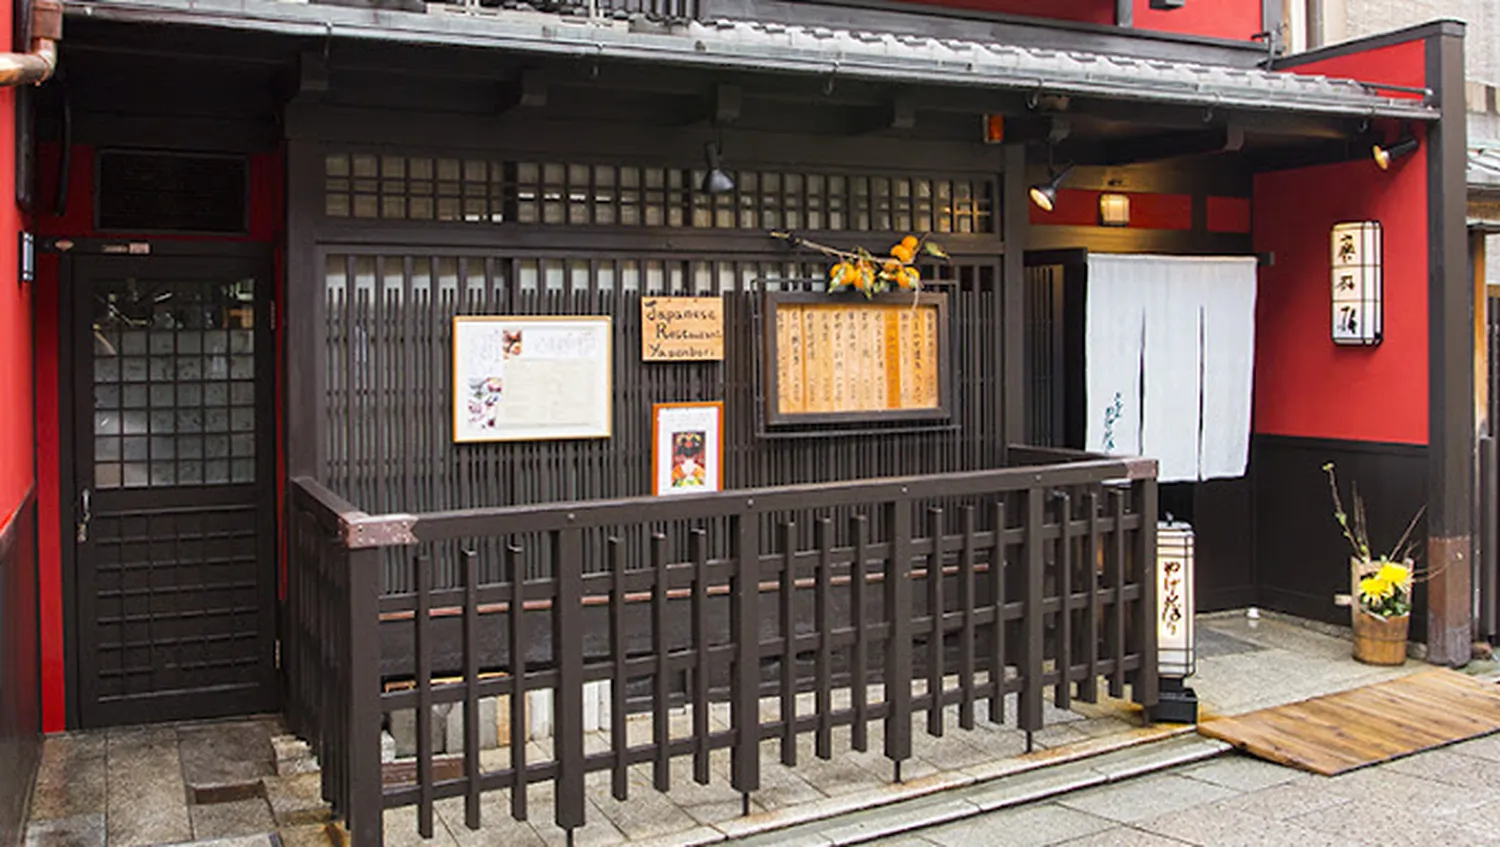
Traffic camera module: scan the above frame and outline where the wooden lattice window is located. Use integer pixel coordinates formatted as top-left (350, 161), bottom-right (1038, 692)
top-left (323, 152), bottom-right (997, 234)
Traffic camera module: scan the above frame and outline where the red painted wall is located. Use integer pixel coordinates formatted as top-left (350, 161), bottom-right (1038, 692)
top-left (900, 0), bottom-right (1269, 39)
top-left (1250, 34), bottom-right (1430, 446)
top-left (0, 93), bottom-right (26, 528)
top-left (32, 144), bottom-right (284, 731)
top-left (1132, 0), bottom-right (1262, 42)
top-left (0, 1), bottom-right (45, 838)
top-left (897, 0), bottom-right (1114, 24)
top-left (1277, 41), bottom-right (1428, 98)
top-left (1251, 139), bottom-right (1429, 445)
top-left (33, 252), bottom-right (61, 733)
top-left (1030, 188), bottom-right (1194, 230)
top-left (1206, 196), bottom-right (1251, 234)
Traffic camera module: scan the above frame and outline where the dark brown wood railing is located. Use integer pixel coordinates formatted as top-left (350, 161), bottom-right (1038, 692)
top-left (287, 453), bottom-right (1160, 846)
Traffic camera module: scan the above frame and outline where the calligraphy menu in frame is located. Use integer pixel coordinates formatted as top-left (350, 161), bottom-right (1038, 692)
top-left (763, 291), bottom-right (951, 426)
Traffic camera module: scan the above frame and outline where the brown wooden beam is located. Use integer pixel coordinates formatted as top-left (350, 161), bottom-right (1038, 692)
top-left (1426, 25), bottom-right (1474, 665)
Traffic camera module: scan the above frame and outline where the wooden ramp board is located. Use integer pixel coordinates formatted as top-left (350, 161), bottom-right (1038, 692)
top-left (1197, 669), bottom-right (1500, 776)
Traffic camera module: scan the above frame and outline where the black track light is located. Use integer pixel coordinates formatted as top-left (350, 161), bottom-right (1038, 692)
top-left (701, 142), bottom-right (735, 194)
top-left (1372, 137), bottom-right (1418, 171)
top-left (1029, 165), bottom-right (1074, 213)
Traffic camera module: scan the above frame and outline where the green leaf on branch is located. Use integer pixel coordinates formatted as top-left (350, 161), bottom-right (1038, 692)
top-left (922, 241), bottom-right (950, 260)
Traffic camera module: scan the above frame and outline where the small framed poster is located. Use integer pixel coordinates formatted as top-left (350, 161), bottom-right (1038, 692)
top-left (652, 402), bottom-right (724, 495)
top-left (452, 315), bottom-right (613, 443)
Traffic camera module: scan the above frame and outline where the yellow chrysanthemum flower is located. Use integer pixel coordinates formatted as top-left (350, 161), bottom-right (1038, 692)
top-left (1359, 576), bottom-right (1391, 601)
top-left (1376, 562), bottom-right (1409, 587)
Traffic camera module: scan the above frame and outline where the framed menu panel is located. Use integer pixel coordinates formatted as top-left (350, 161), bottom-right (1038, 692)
top-left (452, 315), bottom-right (613, 443)
top-left (762, 291), bottom-right (951, 426)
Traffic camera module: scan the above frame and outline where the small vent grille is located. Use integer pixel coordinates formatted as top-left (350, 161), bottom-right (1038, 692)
top-left (97, 151), bottom-right (248, 234)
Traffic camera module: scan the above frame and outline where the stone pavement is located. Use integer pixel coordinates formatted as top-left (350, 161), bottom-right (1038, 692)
top-left (862, 729), bottom-right (1500, 846)
top-left (22, 716), bottom-right (335, 847)
top-left (23, 611), bottom-right (1482, 847)
top-left (1189, 609), bottom-right (1426, 718)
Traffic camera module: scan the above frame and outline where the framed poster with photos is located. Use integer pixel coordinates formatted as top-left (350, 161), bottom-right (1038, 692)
top-left (452, 315), bottom-right (613, 443)
top-left (652, 402), bottom-right (723, 496)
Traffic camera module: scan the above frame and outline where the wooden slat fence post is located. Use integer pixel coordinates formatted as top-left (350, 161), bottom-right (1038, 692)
top-left (346, 544), bottom-right (385, 847)
top-left (1019, 488), bottom-right (1045, 749)
top-left (731, 509), bottom-right (761, 813)
top-left (884, 496), bottom-right (914, 783)
top-left (553, 527), bottom-right (587, 837)
top-left (1132, 478), bottom-right (1159, 710)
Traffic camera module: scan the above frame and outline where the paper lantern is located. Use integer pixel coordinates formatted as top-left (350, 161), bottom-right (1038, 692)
top-left (1331, 221), bottom-right (1383, 346)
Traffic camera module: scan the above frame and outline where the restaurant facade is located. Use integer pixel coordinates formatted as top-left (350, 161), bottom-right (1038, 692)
top-left (0, 0), bottom-right (1485, 844)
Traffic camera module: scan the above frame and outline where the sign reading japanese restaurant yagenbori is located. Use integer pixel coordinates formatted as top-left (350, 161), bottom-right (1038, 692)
top-left (763, 291), bottom-right (951, 426)
top-left (641, 296), bottom-right (725, 361)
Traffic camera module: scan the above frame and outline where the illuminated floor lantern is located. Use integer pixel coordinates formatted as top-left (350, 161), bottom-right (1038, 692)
top-left (1331, 221), bottom-right (1383, 346)
top-left (1153, 521), bottom-right (1198, 723)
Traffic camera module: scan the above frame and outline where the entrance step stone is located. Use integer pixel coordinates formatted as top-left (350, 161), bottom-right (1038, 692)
top-left (277, 824), bottom-right (339, 847)
top-left (180, 721), bottom-right (277, 805)
top-left (106, 726), bottom-right (194, 847)
top-left (272, 735), bottom-right (320, 777)
top-left (147, 836), bottom-right (275, 847)
top-left (263, 773), bottom-right (334, 828)
top-left (189, 799), bottom-right (277, 842)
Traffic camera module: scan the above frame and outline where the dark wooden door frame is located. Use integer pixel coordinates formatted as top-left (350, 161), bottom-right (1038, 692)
top-left (1023, 248), bottom-right (1088, 451)
top-left (57, 241), bottom-right (277, 727)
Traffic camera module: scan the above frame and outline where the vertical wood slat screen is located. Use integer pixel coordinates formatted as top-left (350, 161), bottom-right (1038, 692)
top-left (320, 252), bottom-right (1004, 590)
top-left (1024, 263), bottom-right (1060, 448)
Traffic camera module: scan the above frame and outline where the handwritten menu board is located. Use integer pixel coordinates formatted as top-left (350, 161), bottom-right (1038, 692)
top-left (640, 296), bottom-right (725, 361)
top-left (765, 292), bottom-right (949, 425)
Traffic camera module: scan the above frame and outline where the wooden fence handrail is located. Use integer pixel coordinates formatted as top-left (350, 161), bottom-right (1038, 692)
top-left (292, 456), bottom-right (1158, 547)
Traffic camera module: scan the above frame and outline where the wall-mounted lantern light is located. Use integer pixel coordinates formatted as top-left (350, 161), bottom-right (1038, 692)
top-left (1331, 221), bottom-right (1383, 346)
top-left (1153, 520), bottom-right (1198, 724)
top-left (1099, 193), bottom-right (1130, 227)
top-left (982, 114), bottom-right (1005, 145)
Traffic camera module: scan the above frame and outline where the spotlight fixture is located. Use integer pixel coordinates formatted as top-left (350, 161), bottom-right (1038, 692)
top-left (1029, 165), bottom-right (1073, 213)
top-left (1372, 137), bottom-right (1418, 171)
top-left (701, 141), bottom-right (735, 194)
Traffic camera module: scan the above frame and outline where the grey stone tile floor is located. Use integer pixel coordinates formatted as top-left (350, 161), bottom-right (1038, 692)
top-left (868, 734), bottom-right (1500, 847)
top-left (24, 612), bottom-right (1486, 847)
top-left (23, 716), bottom-right (328, 847)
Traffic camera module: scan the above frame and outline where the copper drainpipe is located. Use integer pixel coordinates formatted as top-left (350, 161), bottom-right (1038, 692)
top-left (0, 0), bottom-right (61, 87)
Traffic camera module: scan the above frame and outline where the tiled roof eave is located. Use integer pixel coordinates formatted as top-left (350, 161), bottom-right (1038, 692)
top-left (67, 0), bottom-right (1439, 122)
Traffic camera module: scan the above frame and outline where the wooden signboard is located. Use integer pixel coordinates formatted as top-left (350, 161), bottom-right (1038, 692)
top-left (641, 296), bottom-right (725, 361)
top-left (763, 291), bottom-right (951, 426)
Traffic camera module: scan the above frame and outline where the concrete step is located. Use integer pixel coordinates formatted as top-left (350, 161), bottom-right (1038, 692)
top-left (248, 724), bottom-right (1221, 847)
top-left (148, 823), bottom-right (342, 847)
top-left (728, 734), bottom-right (1230, 846)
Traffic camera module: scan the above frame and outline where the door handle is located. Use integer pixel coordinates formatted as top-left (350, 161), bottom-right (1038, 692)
top-left (77, 487), bottom-right (91, 543)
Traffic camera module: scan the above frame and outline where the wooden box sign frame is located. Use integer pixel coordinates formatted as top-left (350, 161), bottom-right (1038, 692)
top-left (762, 291), bottom-right (951, 427)
top-left (451, 315), bottom-right (613, 443)
top-left (640, 296), bottom-right (725, 361)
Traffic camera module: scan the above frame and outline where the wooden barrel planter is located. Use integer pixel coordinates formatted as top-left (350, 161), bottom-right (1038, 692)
top-left (1352, 611), bottom-right (1409, 665)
